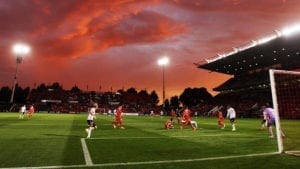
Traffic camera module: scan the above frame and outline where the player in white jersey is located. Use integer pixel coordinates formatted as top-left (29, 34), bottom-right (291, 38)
top-left (226, 105), bottom-right (236, 131)
top-left (190, 120), bottom-right (198, 129)
top-left (19, 105), bottom-right (26, 119)
top-left (85, 103), bottom-right (98, 138)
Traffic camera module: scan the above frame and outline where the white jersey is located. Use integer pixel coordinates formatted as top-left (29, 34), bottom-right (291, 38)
top-left (87, 107), bottom-right (96, 120)
top-left (191, 120), bottom-right (198, 128)
top-left (20, 105), bottom-right (26, 113)
top-left (226, 107), bottom-right (236, 119)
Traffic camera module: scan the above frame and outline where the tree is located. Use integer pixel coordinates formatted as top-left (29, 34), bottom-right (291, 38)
top-left (0, 86), bottom-right (11, 102)
top-left (23, 87), bottom-right (30, 102)
top-left (117, 89), bottom-right (125, 95)
top-left (170, 96), bottom-right (180, 109)
top-left (13, 84), bottom-right (30, 103)
top-left (126, 87), bottom-right (137, 95)
top-left (120, 87), bottom-right (138, 104)
top-left (150, 91), bottom-right (159, 105)
top-left (138, 90), bottom-right (148, 97)
top-left (36, 83), bottom-right (47, 92)
top-left (70, 85), bottom-right (81, 93)
top-left (179, 87), bottom-right (212, 107)
top-left (164, 99), bottom-right (170, 111)
top-left (138, 90), bottom-right (151, 105)
top-left (51, 82), bottom-right (63, 91)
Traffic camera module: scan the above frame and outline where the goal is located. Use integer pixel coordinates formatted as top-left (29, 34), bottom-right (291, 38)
top-left (269, 69), bottom-right (300, 155)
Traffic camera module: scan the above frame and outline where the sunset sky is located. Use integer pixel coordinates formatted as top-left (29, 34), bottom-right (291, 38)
top-left (1, 0), bottom-right (300, 101)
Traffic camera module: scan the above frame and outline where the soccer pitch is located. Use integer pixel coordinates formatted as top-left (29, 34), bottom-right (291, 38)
top-left (0, 113), bottom-right (299, 169)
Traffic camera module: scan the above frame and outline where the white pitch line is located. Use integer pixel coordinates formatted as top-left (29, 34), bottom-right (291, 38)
top-left (0, 152), bottom-right (279, 169)
top-left (89, 134), bottom-right (249, 140)
top-left (89, 152), bottom-right (280, 167)
top-left (0, 164), bottom-right (88, 169)
top-left (80, 138), bottom-right (93, 166)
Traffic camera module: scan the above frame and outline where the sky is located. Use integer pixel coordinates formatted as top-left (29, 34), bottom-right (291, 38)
top-left (1, 0), bottom-right (300, 102)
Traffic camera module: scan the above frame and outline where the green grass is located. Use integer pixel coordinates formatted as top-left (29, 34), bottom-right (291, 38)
top-left (0, 113), bottom-right (299, 169)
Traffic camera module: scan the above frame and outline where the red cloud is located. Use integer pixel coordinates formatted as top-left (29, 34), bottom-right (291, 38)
top-left (1, 0), bottom-right (300, 100)
top-left (1, 0), bottom-right (184, 61)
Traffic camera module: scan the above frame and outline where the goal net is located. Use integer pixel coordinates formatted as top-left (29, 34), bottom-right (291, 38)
top-left (269, 69), bottom-right (300, 156)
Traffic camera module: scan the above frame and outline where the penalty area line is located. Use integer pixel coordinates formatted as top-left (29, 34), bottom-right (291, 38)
top-left (91, 152), bottom-right (280, 167)
top-left (80, 138), bottom-right (93, 166)
top-left (89, 134), bottom-right (247, 140)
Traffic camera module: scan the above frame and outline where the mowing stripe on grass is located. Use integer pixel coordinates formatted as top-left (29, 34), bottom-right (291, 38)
top-left (0, 152), bottom-right (279, 169)
top-left (80, 138), bottom-right (93, 166)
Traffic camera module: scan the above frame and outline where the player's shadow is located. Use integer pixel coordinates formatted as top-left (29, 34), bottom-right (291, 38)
top-left (60, 115), bottom-right (90, 165)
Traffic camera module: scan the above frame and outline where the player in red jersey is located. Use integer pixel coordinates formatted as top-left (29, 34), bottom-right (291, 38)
top-left (180, 107), bottom-right (196, 130)
top-left (217, 108), bottom-right (225, 129)
top-left (28, 104), bottom-right (35, 118)
top-left (165, 118), bottom-right (174, 129)
top-left (112, 105), bottom-right (125, 129)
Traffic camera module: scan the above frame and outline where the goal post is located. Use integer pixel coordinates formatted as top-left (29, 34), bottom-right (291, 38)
top-left (269, 69), bottom-right (300, 155)
top-left (269, 69), bottom-right (283, 153)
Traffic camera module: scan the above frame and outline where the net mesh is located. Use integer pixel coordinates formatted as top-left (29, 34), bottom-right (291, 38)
top-left (272, 70), bottom-right (300, 155)
top-left (274, 71), bottom-right (300, 119)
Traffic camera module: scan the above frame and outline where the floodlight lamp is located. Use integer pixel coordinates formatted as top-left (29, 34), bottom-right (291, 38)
top-left (12, 43), bottom-right (30, 56)
top-left (281, 24), bottom-right (300, 36)
top-left (158, 57), bottom-right (169, 66)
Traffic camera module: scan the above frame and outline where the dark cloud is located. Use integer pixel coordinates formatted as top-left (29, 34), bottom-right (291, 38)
top-left (1, 0), bottom-right (300, 99)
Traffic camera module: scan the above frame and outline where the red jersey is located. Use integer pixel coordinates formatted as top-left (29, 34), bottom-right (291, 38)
top-left (165, 120), bottom-right (173, 129)
top-left (183, 108), bottom-right (191, 122)
top-left (218, 111), bottom-right (224, 121)
top-left (29, 106), bottom-right (35, 114)
top-left (115, 106), bottom-right (122, 119)
top-left (113, 105), bottom-right (125, 128)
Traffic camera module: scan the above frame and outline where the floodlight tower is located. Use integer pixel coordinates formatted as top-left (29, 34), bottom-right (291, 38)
top-left (157, 57), bottom-right (169, 108)
top-left (10, 43), bottom-right (30, 103)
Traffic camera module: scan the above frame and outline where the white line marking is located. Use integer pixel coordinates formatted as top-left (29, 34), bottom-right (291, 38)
top-left (89, 134), bottom-right (250, 140)
top-left (285, 150), bottom-right (300, 153)
top-left (285, 150), bottom-right (300, 156)
top-left (80, 138), bottom-right (93, 166)
top-left (90, 152), bottom-right (279, 167)
top-left (0, 152), bottom-right (279, 169)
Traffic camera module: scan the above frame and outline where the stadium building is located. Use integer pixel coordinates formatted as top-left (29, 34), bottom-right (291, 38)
top-left (197, 28), bottom-right (300, 118)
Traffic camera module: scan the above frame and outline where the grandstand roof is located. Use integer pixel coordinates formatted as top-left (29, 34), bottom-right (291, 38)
top-left (198, 31), bottom-right (300, 75)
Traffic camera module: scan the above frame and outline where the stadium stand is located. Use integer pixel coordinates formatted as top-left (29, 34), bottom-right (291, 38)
top-left (197, 30), bottom-right (300, 118)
